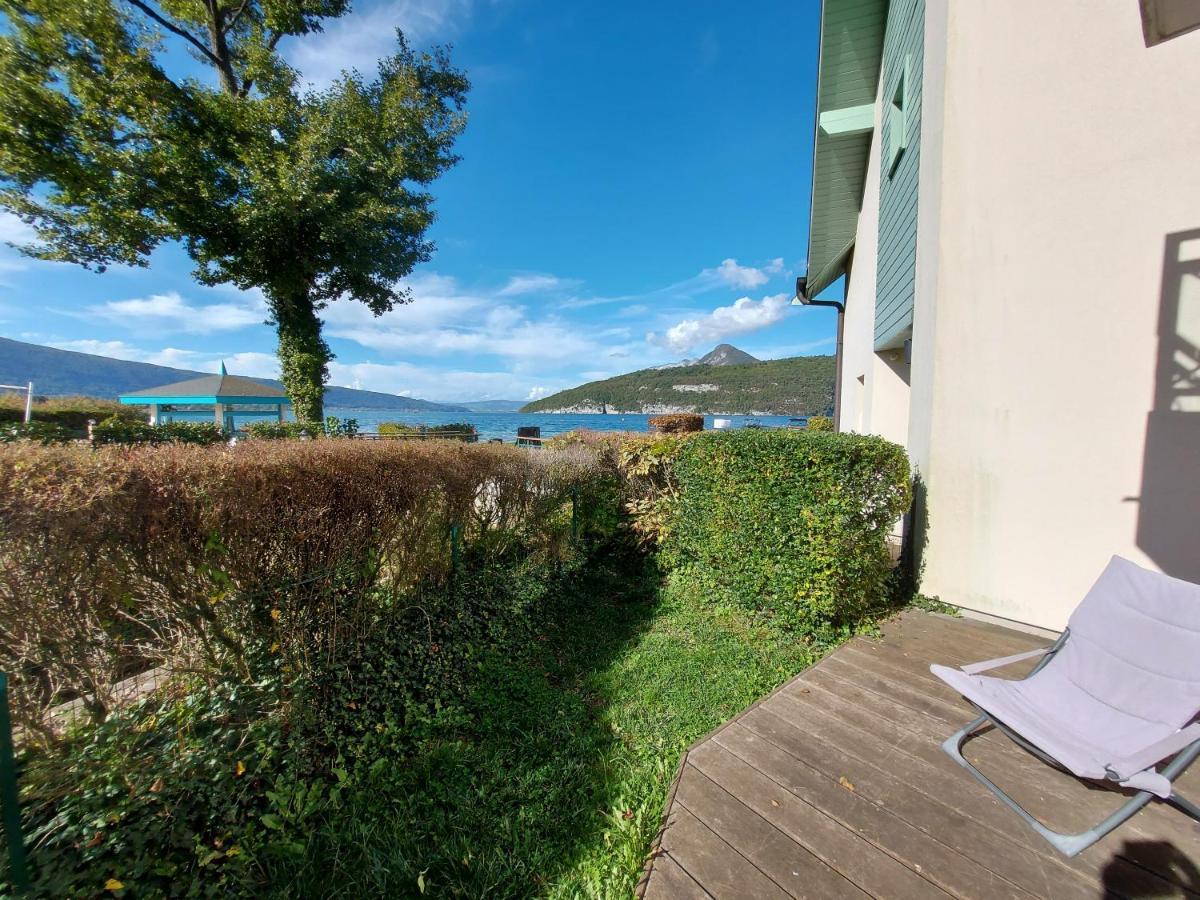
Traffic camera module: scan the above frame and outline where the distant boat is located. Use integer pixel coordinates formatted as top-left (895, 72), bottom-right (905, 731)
top-left (788, 416), bottom-right (810, 429)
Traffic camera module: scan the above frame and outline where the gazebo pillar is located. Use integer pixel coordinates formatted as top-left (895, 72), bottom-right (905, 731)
top-left (148, 403), bottom-right (159, 425)
top-left (277, 403), bottom-right (284, 423)
top-left (213, 402), bottom-right (225, 431)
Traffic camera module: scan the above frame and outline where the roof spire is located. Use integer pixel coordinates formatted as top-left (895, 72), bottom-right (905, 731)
top-left (219, 360), bottom-right (227, 376)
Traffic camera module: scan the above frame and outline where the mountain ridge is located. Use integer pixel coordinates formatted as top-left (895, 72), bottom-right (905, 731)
top-left (697, 343), bottom-right (759, 366)
top-left (0, 336), bottom-right (469, 412)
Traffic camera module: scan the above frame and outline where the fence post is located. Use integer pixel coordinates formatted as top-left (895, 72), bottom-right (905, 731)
top-left (449, 523), bottom-right (461, 572)
top-left (0, 673), bottom-right (29, 894)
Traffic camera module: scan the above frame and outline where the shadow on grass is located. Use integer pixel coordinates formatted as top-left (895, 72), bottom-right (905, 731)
top-left (276, 546), bottom-right (665, 898)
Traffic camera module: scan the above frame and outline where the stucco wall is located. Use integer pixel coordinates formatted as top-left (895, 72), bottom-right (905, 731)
top-left (838, 102), bottom-right (884, 435)
top-left (919, 0), bottom-right (1200, 630)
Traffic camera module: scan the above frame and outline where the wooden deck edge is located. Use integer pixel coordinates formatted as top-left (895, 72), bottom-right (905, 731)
top-left (633, 618), bottom-right (892, 896)
top-left (636, 746), bottom-right (691, 898)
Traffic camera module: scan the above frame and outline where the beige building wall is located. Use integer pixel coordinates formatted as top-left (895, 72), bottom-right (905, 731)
top-left (838, 102), bottom-right (883, 436)
top-left (917, 0), bottom-right (1200, 630)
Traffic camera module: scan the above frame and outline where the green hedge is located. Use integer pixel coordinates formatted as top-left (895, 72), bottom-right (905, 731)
top-left (0, 421), bottom-right (73, 444)
top-left (665, 429), bottom-right (911, 635)
top-left (244, 420), bottom-right (320, 440)
top-left (0, 395), bottom-right (140, 434)
top-left (378, 421), bottom-right (478, 441)
top-left (806, 415), bottom-right (833, 432)
top-left (91, 416), bottom-right (226, 446)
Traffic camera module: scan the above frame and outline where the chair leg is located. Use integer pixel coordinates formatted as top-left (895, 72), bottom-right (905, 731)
top-left (942, 715), bottom-right (1156, 857)
top-left (1167, 791), bottom-right (1200, 821)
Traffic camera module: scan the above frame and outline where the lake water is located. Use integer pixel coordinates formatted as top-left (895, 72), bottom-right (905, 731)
top-left (325, 409), bottom-right (800, 441)
top-left (160, 407), bottom-right (802, 440)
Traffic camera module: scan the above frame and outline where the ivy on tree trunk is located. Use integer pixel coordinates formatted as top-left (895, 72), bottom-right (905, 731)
top-left (271, 288), bottom-right (330, 424)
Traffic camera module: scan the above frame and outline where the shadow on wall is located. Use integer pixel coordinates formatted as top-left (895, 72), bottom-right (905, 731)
top-left (1133, 228), bottom-right (1200, 583)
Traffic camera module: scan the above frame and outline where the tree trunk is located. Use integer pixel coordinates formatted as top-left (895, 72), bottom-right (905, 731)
top-left (271, 287), bottom-right (330, 425)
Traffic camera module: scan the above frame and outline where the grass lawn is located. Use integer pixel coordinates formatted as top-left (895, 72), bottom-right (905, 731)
top-left (275, 552), bottom-right (823, 898)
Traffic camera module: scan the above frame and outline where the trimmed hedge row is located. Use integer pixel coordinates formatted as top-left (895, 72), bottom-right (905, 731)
top-left (0, 395), bottom-right (141, 434)
top-left (0, 439), bottom-right (613, 744)
top-left (0, 421), bottom-right (73, 445)
top-left (243, 420), bottom-right (321, 440)
top-left (377, 421), bottom-right (479, 441)
top-left (90, 416), bottom-right (226, 446)
top-left (665, 429), bottom-right (911, 635)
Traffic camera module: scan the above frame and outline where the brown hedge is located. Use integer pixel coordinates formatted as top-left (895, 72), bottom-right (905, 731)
top-left (0, 439), bottom-right (603, 743)
top-left (648, 413), bottom-right (704, 434)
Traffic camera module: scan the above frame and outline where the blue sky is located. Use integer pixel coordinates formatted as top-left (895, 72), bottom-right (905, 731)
top-left (0, 0), bottom-right (837, 403)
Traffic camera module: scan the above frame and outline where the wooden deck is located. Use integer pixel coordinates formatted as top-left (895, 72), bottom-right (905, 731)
top-left (640, 610), bottom-right (1200, 899)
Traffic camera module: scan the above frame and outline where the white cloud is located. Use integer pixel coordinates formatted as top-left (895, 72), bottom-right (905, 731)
top-left (525, 386), bottom-right (548, 400)
top-left (48, 340), bottom-right (280, 378)
top-left (648, 293), bottom-right (792, 354)
top-left (326, 359), bottom-right (562, 403)
top-left (0, 213), bottom-right (37, 246)
top-left (0, 213), bottom-right (39, 276)
top-left (323, 272), bottom-right (634, 365)
top-left (85, 290), bottom-right (266, 335)
top-left (497, 274), bottom-right (575, 296)
top-left (286, 0), bottom-right (474, 88)
top-left (322, 272), bottom-right (487, 331)
top-left (708, 257), bottom-right (785, 290)
top-left (563, 256), bottom-right (788, 309)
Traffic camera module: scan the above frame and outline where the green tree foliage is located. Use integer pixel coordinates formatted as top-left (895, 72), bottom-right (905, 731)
top-left (0, 1), bottom-right (468, 422)
top-left (520, 355), bottom-right (836, 416)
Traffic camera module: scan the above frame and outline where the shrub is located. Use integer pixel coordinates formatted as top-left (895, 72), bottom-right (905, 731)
top-left (665, 429), bottom-right (911, 636)
top-left (648, 413), bottom-right (703, 434)
top-left (426, 422), bottom-right (477, 441)
top-left (0, 438), bottom-right (616, 743)
top-left (377, 421), bottom-right (422, 436)
top-left (378, 422), bottom-right (478, 441)
top-left (244, 420), bottom-right (319, 440)
top-left (616, 433), bottom-right (692, 546)
top-left (806, 415), bottom-right (834, 432)
top-left (0, 420), bottom-right (73, 445)
top-left (90, 416), bottom-right (226, 446)
top-left (0, 394), bottom-right (140, 435)
top-left (324, 415), bottom-right (359, 438)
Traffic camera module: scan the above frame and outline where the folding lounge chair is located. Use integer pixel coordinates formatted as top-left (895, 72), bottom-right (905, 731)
top-left (931, 556), bottom-right (1200, 857)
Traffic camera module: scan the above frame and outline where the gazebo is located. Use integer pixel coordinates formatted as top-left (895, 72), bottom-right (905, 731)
top-left (118, 364), bottom-right (291, 432)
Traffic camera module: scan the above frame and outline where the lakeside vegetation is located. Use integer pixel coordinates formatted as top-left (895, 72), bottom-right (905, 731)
top-left (0, 428), bottom-right (910, 896)
top-left (520, 355), bottom-right (835, 415)
top-left (0, 394), bottom-right (138, 432)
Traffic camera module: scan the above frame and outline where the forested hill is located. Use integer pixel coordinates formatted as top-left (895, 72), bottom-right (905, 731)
top-left (521, 355), bottom-right (835, 416)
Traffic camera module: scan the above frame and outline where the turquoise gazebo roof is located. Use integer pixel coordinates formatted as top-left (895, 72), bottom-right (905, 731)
top-left (118, 366), bottom-right (291, 406)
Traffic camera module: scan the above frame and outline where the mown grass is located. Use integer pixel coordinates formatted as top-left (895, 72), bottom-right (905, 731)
top-left (274, 552), bottom-right (822, 898)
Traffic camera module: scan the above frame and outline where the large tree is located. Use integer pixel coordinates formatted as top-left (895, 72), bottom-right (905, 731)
top-left (0, 0), bottom-right (468, 422)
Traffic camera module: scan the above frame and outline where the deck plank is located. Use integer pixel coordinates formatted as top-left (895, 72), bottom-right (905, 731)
top-left (674, 763), bottom-right (868, 899)
top-left (639, 610), bottom-right (1200, 899)
top-left (689, 739), bottom-right (955, 899)
top-left (656, 806), bottom-right (794, 900)
top-left (643, 853), bottom-right (714, 900)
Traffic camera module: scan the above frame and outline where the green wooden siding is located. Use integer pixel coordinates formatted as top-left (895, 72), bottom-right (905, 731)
top-left (874, 0), bottom-right (924, 349)
top-left (804, 0), bottom-right (888, 299)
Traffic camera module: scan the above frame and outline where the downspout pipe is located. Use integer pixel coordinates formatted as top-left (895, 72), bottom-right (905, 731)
top-left (795, 276), bottom-right (845, 431)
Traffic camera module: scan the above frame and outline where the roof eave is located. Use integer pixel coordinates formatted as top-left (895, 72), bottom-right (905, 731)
top-left (802, 0), bottom-right (888, 299)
